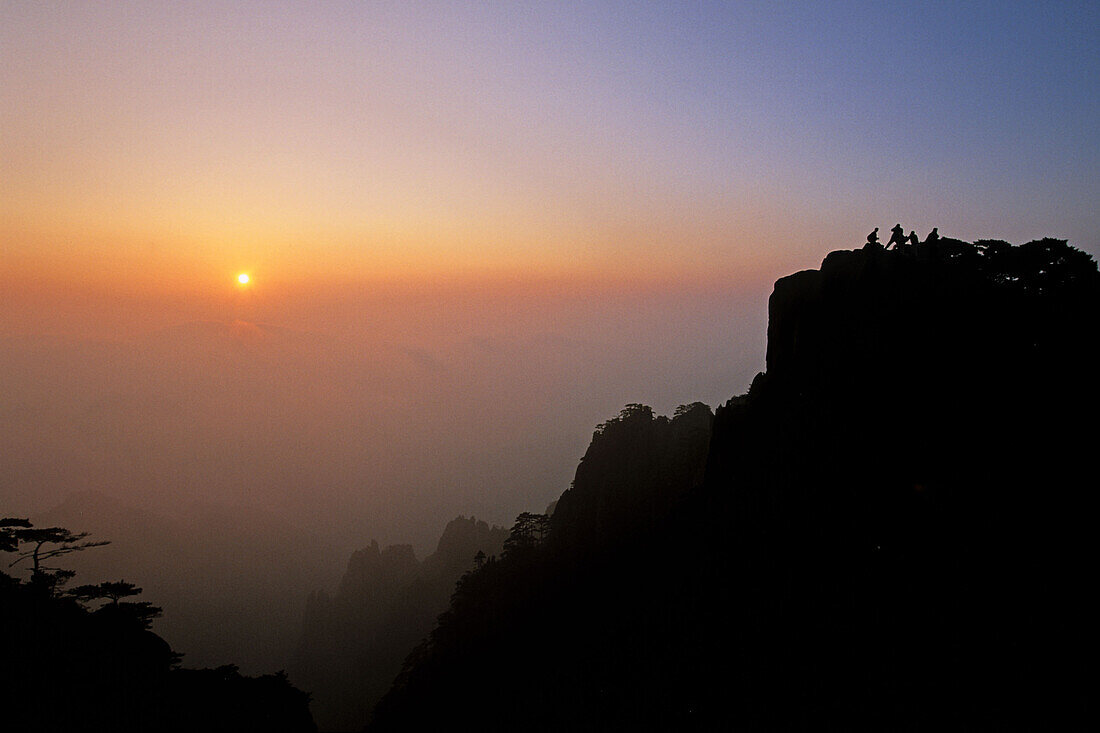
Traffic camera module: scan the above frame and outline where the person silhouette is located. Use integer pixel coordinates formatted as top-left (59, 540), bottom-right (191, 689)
top-left (907, 230), bottom-right (919, 246)
top-left (924, 227), bottom-right (939, 244)
top-left (887, 223), bottom-right (905, 249)
top-left (866, 227), bottom-right (880, 246)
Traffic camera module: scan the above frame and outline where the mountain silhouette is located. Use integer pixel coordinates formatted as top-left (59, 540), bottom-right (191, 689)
top-left (292, 516), bottom-right (507, 731)
top-left (367, 236), bottom-right (1099, 731)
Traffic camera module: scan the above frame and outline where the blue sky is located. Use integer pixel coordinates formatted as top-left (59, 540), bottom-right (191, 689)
top-left (2, 0), bottom-right (1098, 300)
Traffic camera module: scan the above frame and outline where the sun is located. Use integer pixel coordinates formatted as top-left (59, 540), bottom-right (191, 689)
top-left (237, 273), bottom-right (250, 285)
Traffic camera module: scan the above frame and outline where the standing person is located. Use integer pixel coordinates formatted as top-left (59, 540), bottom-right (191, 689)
top-left (887, 223), bottom-right (906, 249)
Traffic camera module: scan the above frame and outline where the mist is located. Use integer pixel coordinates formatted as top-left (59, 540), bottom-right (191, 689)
top-left (2, 279), bottom-right (767, 545)
top-left (0, 279), bottom-right (768, 670)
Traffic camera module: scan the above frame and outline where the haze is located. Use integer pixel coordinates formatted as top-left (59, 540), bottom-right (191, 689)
top-left (3, 0), bottom-right (1098, 677)
top-left (1, 280), bottom-right (767, 550)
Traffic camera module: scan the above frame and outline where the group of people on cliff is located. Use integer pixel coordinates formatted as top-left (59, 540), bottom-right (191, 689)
top-left (867, 224), bottom-right (939, 251)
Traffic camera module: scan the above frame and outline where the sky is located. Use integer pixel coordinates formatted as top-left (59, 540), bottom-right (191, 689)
top-left (2, 1), bottom-right (1098, 536)
top-left (4, 2), bottom-right (1097, 310)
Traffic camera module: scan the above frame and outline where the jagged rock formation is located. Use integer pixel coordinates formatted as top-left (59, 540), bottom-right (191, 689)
top-left (367, 237), bottom-right (1098, 731)
top-left (291, 516), bottom-right (506, 731)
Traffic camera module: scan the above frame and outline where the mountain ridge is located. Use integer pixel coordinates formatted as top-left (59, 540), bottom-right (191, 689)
top-left (292, 515), bottom-right (508, 731)
top-left (367, 235), bottom-right (1099, 731)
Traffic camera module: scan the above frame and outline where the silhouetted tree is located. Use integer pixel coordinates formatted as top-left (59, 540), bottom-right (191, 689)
top-left (1, 517), bottom-right (32, 552)
top-left (501, 512), bottom-right (550, 558)
top-left (69, 580), bottom-right (143, 606)
top-left (67, 580), bottom-right (164, 629)
top-left (8, 525), bottom-right (109, 576)
top-left (0, 519), bottom-right (316, 731)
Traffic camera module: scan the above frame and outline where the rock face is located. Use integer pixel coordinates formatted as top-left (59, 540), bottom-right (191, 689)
top-left (291, 517), bottom-right (506, 732)
top-left (365, 237), bottom-right (1099, 732)
top-left (705, 238), bottom-right (1100, 729)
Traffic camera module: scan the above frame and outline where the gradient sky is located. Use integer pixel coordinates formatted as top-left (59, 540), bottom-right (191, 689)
top-left (6, 2), bottom-right (1099, 684)
top-left (2, 1), bottom-right (1099, 534)
top-left (3, 1), bottom-right (1098, 322)
top-left (3, 2), bottom-right (1099, 671)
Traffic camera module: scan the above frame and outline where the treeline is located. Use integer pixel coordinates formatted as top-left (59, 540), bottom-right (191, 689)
top-left (366, 237), bottom-right (1098, 731)
top-left (0, 519), bottom-right (315, 733)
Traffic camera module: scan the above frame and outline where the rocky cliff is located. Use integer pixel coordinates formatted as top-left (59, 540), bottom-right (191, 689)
top-left (366, 236), bottom-right (1099, 732)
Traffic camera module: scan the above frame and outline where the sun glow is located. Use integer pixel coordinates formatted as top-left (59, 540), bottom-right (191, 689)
top-left (237, 273), bottom-right (250, 285)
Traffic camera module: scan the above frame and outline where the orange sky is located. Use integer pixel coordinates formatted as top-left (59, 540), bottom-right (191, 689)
top-left (9, 3), bottom-right (1095, 342)
top-left (3, 1), bottom-right (1098, 535)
